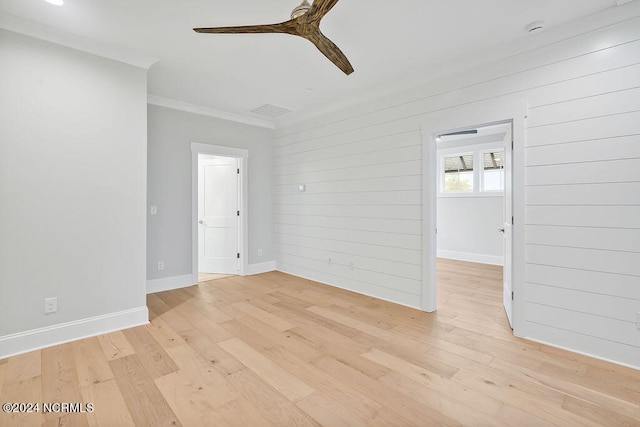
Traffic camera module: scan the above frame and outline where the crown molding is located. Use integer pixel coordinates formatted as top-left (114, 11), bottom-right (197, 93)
top-left (147, 95), bottom-right (276, 130)
top-left (0, 13), bottom-right (158, 69)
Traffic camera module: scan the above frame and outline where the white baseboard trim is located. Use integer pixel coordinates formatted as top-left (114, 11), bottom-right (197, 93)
top-left (437, 249), bottom-right (503, 266)
top-left (246, 261), bottom-right (277, 276)
top-left (275, 263), bottom-right (421, 310)
top-left (0, 306), bottom-right (148, 360)
top-left (524, 336), bottom-right (640, 371)
top-left (147, 274), bottom-right (195, 294)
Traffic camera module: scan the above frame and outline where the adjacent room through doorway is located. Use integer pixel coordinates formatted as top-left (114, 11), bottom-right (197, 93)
top-left (434, 122), bottom-right (514, 328)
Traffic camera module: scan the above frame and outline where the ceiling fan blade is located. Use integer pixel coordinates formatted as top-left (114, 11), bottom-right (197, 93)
top-left (306, 29), bottom-right (354, 75)
top-left (305, 0), bottom-right (341, 24)
top-left (194, 21), bottom-right (295, 35)
top-left (194, 1), bottom-right (354, 75)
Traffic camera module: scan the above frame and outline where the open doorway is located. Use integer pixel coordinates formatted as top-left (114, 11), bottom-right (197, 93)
top-left (435, 122), bottom-right (513, 328)
top-left (191, 143), bottom-right (249, 284)
top-left (421, 99), bottom-right (526, 335)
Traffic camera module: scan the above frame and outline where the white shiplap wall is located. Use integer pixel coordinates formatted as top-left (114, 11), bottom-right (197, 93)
top-left (274, 130), bottom-right (424, 308)
top-left (274, 6), bottom-right (640, 367)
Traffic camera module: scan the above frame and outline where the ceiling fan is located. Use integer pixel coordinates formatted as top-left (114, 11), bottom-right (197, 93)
top-left (193, 0), bottom-right (354, 75)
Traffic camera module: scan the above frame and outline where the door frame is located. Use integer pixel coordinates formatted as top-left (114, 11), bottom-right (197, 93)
top-left (420, 98), bottom-right (527, 337)
top-left (191, 142), bottom-right (249, 282)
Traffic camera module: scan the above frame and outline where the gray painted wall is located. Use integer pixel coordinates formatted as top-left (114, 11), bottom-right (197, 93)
top-left (0, 30), bottom-right (148, 340)
top-left (147, 105), bottom-right (274, 280)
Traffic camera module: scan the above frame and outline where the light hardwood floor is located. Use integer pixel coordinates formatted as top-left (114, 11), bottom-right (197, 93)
top-left (1, 259), bottom-right (639, 426)
top-left (198, 273), bottom-right (235, 283)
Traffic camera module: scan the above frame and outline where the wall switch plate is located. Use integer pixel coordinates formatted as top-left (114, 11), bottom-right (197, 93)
top-left (258, 249), bottom-right (263, 257)
top-left (157, 261), bottom-right (165, 271)
top-left (150, 206), bottom-right (158, 215)
top-left (298, 184), bottom-right (306, 192)
top-left (45, 297), bottom-right (57, 314)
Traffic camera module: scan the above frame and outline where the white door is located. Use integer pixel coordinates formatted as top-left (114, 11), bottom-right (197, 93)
top-left (502, 126), bottom-right (514, 328)
top-left (198, 155), bottom-right (239, 274)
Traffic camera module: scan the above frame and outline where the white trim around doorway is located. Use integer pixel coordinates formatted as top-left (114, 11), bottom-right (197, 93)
top-left (420, 98), bottom-right (527, 338)
top-left (191, 142), bottom-right (249, 283)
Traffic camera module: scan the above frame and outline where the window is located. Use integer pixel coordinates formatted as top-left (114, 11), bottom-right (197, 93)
top-left (437, 122), bottom-right (510, 197)
top-left (438, 146), bottom-right (505, 196)
top-left (482, 149), bottom-right (504, 192)
top-left (443, 153), bottom-right (474, 193)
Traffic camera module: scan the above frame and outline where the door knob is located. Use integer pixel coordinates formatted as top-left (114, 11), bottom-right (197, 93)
top-left (498, 228), bottom-right (505, 233)
top-left (199, 220), bottom-right (204, 225)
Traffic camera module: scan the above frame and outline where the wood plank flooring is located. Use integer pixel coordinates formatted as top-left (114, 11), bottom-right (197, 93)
top-left (1, 259), bottom-right (639, 426)
top-left (198, 273), bottom-right (235, 283)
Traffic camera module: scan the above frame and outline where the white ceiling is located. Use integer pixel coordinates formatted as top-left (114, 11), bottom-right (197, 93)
top-left (0, 0), bottom-right (623, 127)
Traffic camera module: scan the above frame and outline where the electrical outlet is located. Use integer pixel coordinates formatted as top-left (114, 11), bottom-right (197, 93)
top-left (45, 297), bottom-right (57, 314)
top-left (157, 261), bottom-right (165, 271)
top-left (150, 205), bottom-right (158, 215)
top-left (258, 249), bottom-right (263, 257)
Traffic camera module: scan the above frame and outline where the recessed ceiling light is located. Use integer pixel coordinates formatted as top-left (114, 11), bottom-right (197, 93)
top-left (43, 0), bottom-right (64, 5)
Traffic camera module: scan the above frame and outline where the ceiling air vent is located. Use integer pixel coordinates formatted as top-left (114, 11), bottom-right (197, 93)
top-left (251, 104), bottom-right (292, 118)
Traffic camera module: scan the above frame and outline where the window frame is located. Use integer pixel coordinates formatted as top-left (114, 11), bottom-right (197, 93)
top-left (440, 151), bottom-right (475, 194)
top-left (480, 148), bottom-right (505, 193)
top-left (437, 142), bottom-right (505, 198)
